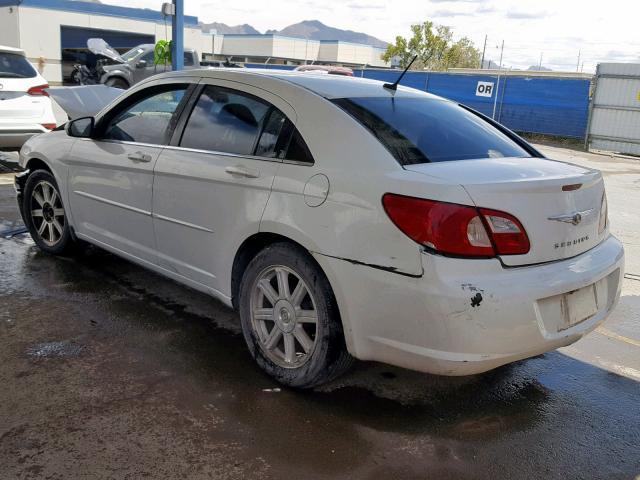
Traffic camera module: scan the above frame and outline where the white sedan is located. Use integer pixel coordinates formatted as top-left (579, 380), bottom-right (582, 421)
top-left (0, 45), bottom-right (57, 148)
top-left (15, 69), bottom-right (624, 388)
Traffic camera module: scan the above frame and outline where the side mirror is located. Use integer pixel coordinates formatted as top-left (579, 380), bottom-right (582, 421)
top-left (136, 60), bottom-right (147, 68)
top-left (66, 116), bottom-right (95, 138)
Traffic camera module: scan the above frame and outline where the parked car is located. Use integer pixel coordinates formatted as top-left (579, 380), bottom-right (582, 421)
top-left (16, 70), bottom-right (624, 388)
top-left (73, 39), bottom-right (202, 89)
top-left (0, 45), bottom-right (56, 149)
top-left (294, 64), bottom-right (354, 76)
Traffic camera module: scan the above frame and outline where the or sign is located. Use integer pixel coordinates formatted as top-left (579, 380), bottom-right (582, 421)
top-left (476, 81), bottom-right (494, 98)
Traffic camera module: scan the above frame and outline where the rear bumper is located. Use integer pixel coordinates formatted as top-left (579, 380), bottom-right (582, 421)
top-left (0, 127), bottom-right (47, 148)
top-left (314, 235), bottom-right (624, 376)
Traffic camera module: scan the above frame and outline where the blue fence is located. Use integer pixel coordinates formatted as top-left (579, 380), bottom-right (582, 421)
top-left (245, 64), bottom-right (591, 138)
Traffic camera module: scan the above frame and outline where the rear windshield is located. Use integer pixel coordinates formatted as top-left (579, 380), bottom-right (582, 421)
top-left (0, 52), bottom-right (37, 79)
top-left (332, 96), bottom-right (531, 164)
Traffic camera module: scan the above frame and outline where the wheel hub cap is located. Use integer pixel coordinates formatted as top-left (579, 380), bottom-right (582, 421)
top-left (42, 203), bottom-right (54, 222)
top-left (274, 299), bottom-right (296, 333)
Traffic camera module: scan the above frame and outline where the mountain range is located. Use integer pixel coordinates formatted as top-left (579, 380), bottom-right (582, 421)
top-left (199, 20), bottom-right (388, 49)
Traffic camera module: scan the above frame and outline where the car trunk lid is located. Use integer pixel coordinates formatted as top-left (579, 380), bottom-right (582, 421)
top-left (46, 85), bottom-right (123, 119)
top-left (405, 157), bottom-right (606, 266)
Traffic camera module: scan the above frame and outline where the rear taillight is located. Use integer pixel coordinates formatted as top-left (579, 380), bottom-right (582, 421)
top-left (41, 123), bottom-right (56, 130)
top-left (382, 193), bottom-right (530, 258)
top-left (478, 208), bottom-right (530, 255)
top-left (598, 192), bottom-right (608, 234)
top-left (27, 84), bottom-right (49, 96)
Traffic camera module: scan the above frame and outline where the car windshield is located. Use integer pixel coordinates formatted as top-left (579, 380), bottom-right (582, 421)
top-left (0, 52), bottom-right (37, 79)
top-left (121, 47), bottom-right (145, 62)
top-left (331, 96), bottom-right (531, 164)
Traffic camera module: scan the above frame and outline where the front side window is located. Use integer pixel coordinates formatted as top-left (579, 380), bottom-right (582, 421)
top-left (0, 52), bottom-right (37, 79)
top-left (180, 86), bottom-right (270, 155)
top-left (332, 96), bottom-right (531, 164)
top-left (103, 86), bottom-right (187, 145)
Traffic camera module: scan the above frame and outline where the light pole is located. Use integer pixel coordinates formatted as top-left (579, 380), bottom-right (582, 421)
top-left (171, 0), bottom-right (184, 70)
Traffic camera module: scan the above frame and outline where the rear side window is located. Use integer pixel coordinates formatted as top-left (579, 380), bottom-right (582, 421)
top-left (180, 85), bottom-right (270, 155)
top-left (0, 52), bottom-right (37, 79)
top-left (284, 129), bottom-right (314, 164)
top-left (255, 109), bottom-right (287, 158)
top-left (332, 96), bottom-right (531, 164)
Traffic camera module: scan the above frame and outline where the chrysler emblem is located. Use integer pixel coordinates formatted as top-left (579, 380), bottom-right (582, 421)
top-left (548, 209), bottom-right (594, 225)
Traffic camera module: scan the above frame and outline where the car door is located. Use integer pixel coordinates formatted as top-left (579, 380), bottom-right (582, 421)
top-left (66, 80), bottom-right (194, 265)
top-left (152, 80), bottom-right (297, 296)
top-left (132, 50), bottom-right (164, 84)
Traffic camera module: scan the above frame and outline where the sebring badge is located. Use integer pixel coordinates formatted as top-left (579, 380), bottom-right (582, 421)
top-left (548, 208), bottom-right (594, 226)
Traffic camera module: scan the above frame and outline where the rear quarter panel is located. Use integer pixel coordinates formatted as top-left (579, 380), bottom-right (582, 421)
top-left (258, 85), bottom-right (475, 276)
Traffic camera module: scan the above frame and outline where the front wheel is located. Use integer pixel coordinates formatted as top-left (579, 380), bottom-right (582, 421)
top-left (105, 77), bottom-right (128, 89)
top-left (239, 242), bottom-right (353, 388)
top-left (22, 169), bottom-right (78, 255)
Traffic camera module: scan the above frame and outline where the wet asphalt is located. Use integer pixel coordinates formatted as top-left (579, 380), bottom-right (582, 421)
top-left (1, 147), bottom-right (639, 479)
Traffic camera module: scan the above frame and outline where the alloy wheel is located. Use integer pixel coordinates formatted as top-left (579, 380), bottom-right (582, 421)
top-left (30, 180), bottom-right (65, 246)
top-left (250, 265), bottom-right (319, 368)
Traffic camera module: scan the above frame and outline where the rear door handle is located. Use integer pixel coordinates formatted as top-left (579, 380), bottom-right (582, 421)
top-left (225, 165), bottom-right (260, 178)
top-left (127, 151), bottom-right (152, 163)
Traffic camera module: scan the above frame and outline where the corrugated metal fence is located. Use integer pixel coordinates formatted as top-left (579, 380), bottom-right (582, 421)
top-left (586, 63), bottom-right (640, 155)
top-left (246, 64), bottom-right (591, 139)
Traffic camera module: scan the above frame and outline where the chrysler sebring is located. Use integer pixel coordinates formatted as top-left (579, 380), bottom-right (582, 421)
top-left (15, 69), bottom-right (624, 387)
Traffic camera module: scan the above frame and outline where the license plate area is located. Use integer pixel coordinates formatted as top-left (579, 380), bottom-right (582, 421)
top-left (561, 284), bottom-right (598, 329)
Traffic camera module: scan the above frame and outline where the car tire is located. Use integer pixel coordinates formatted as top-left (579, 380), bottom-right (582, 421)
top-left (22, 169), bottom-right (78, 256)
top-left (105, 77), bottom-right (129, 89)
top-left (239, 242), bottom-right (353, 388)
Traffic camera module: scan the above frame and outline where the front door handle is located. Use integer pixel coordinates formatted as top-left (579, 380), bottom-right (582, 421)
top-left (225, 165), bottom-right (260, 178)
top-left (127, 151), bottom-right (152, 163)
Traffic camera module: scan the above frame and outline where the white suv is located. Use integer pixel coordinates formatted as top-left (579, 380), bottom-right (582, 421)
top-left (0, 45), bottom-right (57, 148)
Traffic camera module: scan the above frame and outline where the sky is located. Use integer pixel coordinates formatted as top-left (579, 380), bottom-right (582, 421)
top-left (102, 0), bottom-right (640, 72)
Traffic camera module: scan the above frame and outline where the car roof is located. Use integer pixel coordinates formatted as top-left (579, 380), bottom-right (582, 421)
top-left (162, 68), bottom-right (441, 100)
top-left (0, 45), bottom-right (25, 55)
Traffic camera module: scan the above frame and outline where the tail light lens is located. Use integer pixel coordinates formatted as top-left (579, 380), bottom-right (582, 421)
top-left (382, 193), bottom-right (530, 257)
top-left (27, 84), bottom-right (49, 96)
top-left (41, 123), bottom-right (56, 130)
top-left (598, 192), bottom-right (608, 234)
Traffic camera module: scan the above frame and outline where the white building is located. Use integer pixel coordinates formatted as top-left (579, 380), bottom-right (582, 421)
top-left (212, 35), bottom-right (388, 68)
top-left (0, 0), bottom-right (389, 85)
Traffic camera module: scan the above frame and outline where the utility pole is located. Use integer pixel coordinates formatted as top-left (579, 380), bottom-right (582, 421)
top-left (480, 34), bottom-right (487, 69)
top-left (493, 40), bottom-right (504, 120)
top-left (576, 50), bottom-right (581, 72)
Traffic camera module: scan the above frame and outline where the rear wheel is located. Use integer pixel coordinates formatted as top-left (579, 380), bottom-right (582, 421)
top-left (23, 170), bottom-right (77, 255)
top-left (239, 242), bottom-right (353, 388)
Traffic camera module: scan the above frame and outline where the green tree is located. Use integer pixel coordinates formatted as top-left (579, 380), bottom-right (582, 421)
top-left (383, 21), bottom-right (481, 71)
